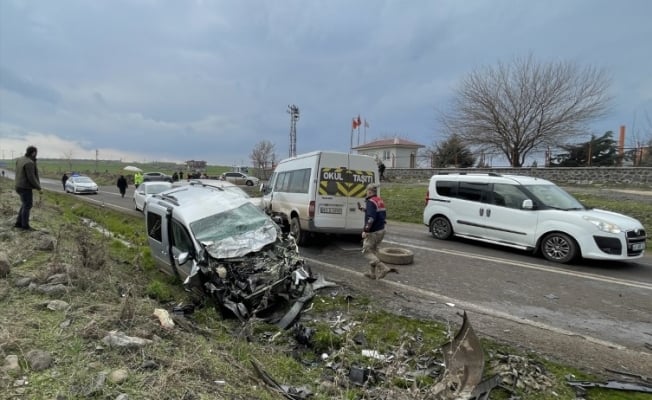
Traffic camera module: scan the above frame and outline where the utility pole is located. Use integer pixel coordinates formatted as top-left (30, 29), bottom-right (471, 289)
top-left (95, 149), bottom-right (99, 173)
top-left (287, 104), bottom-right (300, 158)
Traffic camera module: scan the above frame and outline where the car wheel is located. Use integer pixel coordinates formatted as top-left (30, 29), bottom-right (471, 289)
top-left (430, 216), bottom-right (453, 240)
top-left (541, 232), bottom-right (578, 264)
top-left (246, 180), bottom-right (254, 186)
top-left (378, 247), bottom-right (414, 265)
top-left (290, 216), bottom-right (309, 246)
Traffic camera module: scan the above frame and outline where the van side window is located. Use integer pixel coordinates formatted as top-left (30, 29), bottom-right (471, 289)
top-left (274, 172), bottom-right (288, 192)
top-left (435, 180), bottom-right (457, 197)
top-left (288, 168), bottom-right (310, 193)
top-left (492, 183), bottom-right (529, 209)
top-left (457, 182), bottom-right (489, 202)
top-left (147, 212), bottom-right (163, 242)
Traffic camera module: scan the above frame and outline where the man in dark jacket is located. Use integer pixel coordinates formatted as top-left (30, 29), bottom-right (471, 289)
top-left (117, 175), bottom-right (128, 198)
top-left (358, 183), bottom-right (397, 280)
top-left (61, 173), bottom-right (69, 191)
top-left (14, 146), bottom-right (42, 230)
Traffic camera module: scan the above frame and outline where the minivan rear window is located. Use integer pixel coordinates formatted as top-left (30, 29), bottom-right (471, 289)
top-left (435, 180), bottom-right (457, 197)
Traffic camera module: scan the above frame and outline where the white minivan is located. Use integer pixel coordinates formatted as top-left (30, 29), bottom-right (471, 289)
top-left (422, 173), bottom-right (647, 264)
top-left (261, 151), bottom-right (379, 245)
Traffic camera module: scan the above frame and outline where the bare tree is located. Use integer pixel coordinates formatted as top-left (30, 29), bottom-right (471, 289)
top-left (249, 140), bottom-right (277, 178)
top-left (62, 150), bottom-right (74, 172)
top-left (440, 55), bottom-right (612, 167)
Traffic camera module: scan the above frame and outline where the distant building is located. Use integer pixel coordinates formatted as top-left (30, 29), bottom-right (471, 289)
top-left (352, 137), bottom-right (424, 168)
top-left (185, 160), bottom-right (207, 171)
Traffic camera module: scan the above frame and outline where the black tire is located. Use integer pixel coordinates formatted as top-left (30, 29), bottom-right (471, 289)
top-left (290, 216), bottom-right (309, 246)
top-left (378, 247), bottom-right (414, 265)
top-left (430, 216), bottom-right (453, 240)
top-left (246, 180), bottom-right (254, 186)
top-left (540, 232), bottom-right (578, 264)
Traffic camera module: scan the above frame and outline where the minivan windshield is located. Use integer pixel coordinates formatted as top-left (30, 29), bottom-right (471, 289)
top-left (190, 202), bottom-right (278, 258)
top-left (523, 184), bottom-right (585, 210)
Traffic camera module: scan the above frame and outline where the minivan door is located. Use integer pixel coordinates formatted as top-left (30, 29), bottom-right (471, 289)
top-left (484, 183), bottom-right (538, 248)
top-left (145, 205), bottom-right (172, 274)
top-left (314, 153), bottom-right (351, 229)
top-left (450, 181), bottom-right (490, 239)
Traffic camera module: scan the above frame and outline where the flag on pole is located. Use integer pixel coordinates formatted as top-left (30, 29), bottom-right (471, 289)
top-left (356, 115), bottom-right (362, 127)
top-left (364, 119), bottom-right (370, 128)
top-left (352, 118), bottom-right (359, 129)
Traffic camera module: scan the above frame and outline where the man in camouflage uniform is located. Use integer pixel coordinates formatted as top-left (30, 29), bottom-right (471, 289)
top-left (358, 184), bottom-right (397, 280)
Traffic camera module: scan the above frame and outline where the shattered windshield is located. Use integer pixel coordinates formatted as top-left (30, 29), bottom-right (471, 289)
top-left (523, 184), bottom-right (585, 210)
top-left (190, 202), bottom-right (278, 258)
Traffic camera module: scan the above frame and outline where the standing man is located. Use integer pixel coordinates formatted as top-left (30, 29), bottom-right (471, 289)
top-left (117, 175), bottom-right (128, 198)
top-left (358, 183), bottom-right (396, 280)
top-left (61, 172), bottom-right (69, 191)
top-left (14, 146), bottom-right (42, 231)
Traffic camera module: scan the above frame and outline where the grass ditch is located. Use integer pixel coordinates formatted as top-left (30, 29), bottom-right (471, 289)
top-left (0, 177), bottom-right (649, 399)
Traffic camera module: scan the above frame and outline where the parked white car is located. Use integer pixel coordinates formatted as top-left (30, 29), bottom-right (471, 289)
top-left (133, 181), bottom-right (172, 212)
top-left (220, 172), bottom-right (260, 186)
top-left (65, 175), bottom-right (99, 194)
top-left (423, 173), bottom-right (647, 264)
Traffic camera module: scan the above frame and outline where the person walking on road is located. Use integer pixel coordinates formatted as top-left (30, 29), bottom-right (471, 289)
top-left (14, 146), bottom-right (42, 231)
top-left (61, 173), bottom-right (69, 191)
top-left (358, 183), bottom-right (396, 280)
top-left (117, 175), bottom-right (128, 198)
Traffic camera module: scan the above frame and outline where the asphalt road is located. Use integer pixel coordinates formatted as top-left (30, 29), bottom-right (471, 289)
top-left (35, 175), bottom-right (652, 376)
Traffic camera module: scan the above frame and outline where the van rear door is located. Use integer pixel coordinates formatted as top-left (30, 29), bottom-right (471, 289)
top-left (314, 153), bottom-right (377, 231)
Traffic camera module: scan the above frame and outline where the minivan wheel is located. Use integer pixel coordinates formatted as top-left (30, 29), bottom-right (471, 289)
top-left (430, 216), bottom-right (453, 240)
top-left (290, 216), bottom-right (309, 246)
top-left (541, 232), bottom-right (577, 264)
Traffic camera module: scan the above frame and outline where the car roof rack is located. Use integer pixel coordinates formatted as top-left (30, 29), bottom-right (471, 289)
top-left (436, 172), bottom-right (503, 177)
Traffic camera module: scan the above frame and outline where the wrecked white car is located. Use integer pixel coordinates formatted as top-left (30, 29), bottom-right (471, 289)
top-left (144, 184), bottom-right (314, 324)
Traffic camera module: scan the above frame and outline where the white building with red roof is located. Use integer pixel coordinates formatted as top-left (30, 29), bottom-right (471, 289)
top-left (352, 137), bottom-right (424, 168)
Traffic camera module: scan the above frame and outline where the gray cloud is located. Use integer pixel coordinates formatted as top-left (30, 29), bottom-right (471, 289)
top-left (1, 0), bottom-right (651, 164)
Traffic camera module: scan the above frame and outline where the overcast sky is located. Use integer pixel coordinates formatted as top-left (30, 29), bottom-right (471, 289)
top-left (1, 0), bottom-right (651, 166)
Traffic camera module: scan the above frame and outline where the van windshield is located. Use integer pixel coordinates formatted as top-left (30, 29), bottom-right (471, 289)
top-left (523, 184), bottom-right (585, 210)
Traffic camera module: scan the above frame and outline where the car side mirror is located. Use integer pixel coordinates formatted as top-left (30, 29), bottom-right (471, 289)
top-left (522, 199), bottom-right (533, 210)
top-left (176, 252), bottom-right (190, 265)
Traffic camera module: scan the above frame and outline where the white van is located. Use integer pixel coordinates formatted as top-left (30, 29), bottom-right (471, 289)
top-left (423, 173), bottom-right (647, 264)
top-left (261, 151), bottom-right (379, 245)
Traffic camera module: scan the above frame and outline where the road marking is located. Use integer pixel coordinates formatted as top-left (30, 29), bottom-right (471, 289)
top-left (306, 257), bottom-right (628, 351)
top-left (385, 240), bottom-right (652, 291)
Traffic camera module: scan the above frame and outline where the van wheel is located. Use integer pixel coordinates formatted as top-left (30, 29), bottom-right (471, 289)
top-left (290, 216), bottom-right (309, 246)
top-left (541, 232), bottom-right (577, 264)
top-left (430, 216), bottom-right (453, 240)
top-left (378, 247), bottom-right (414, 265)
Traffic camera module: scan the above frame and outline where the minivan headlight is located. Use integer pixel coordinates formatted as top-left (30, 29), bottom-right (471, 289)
top-left (583, 216), bottom-right (622, 234)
